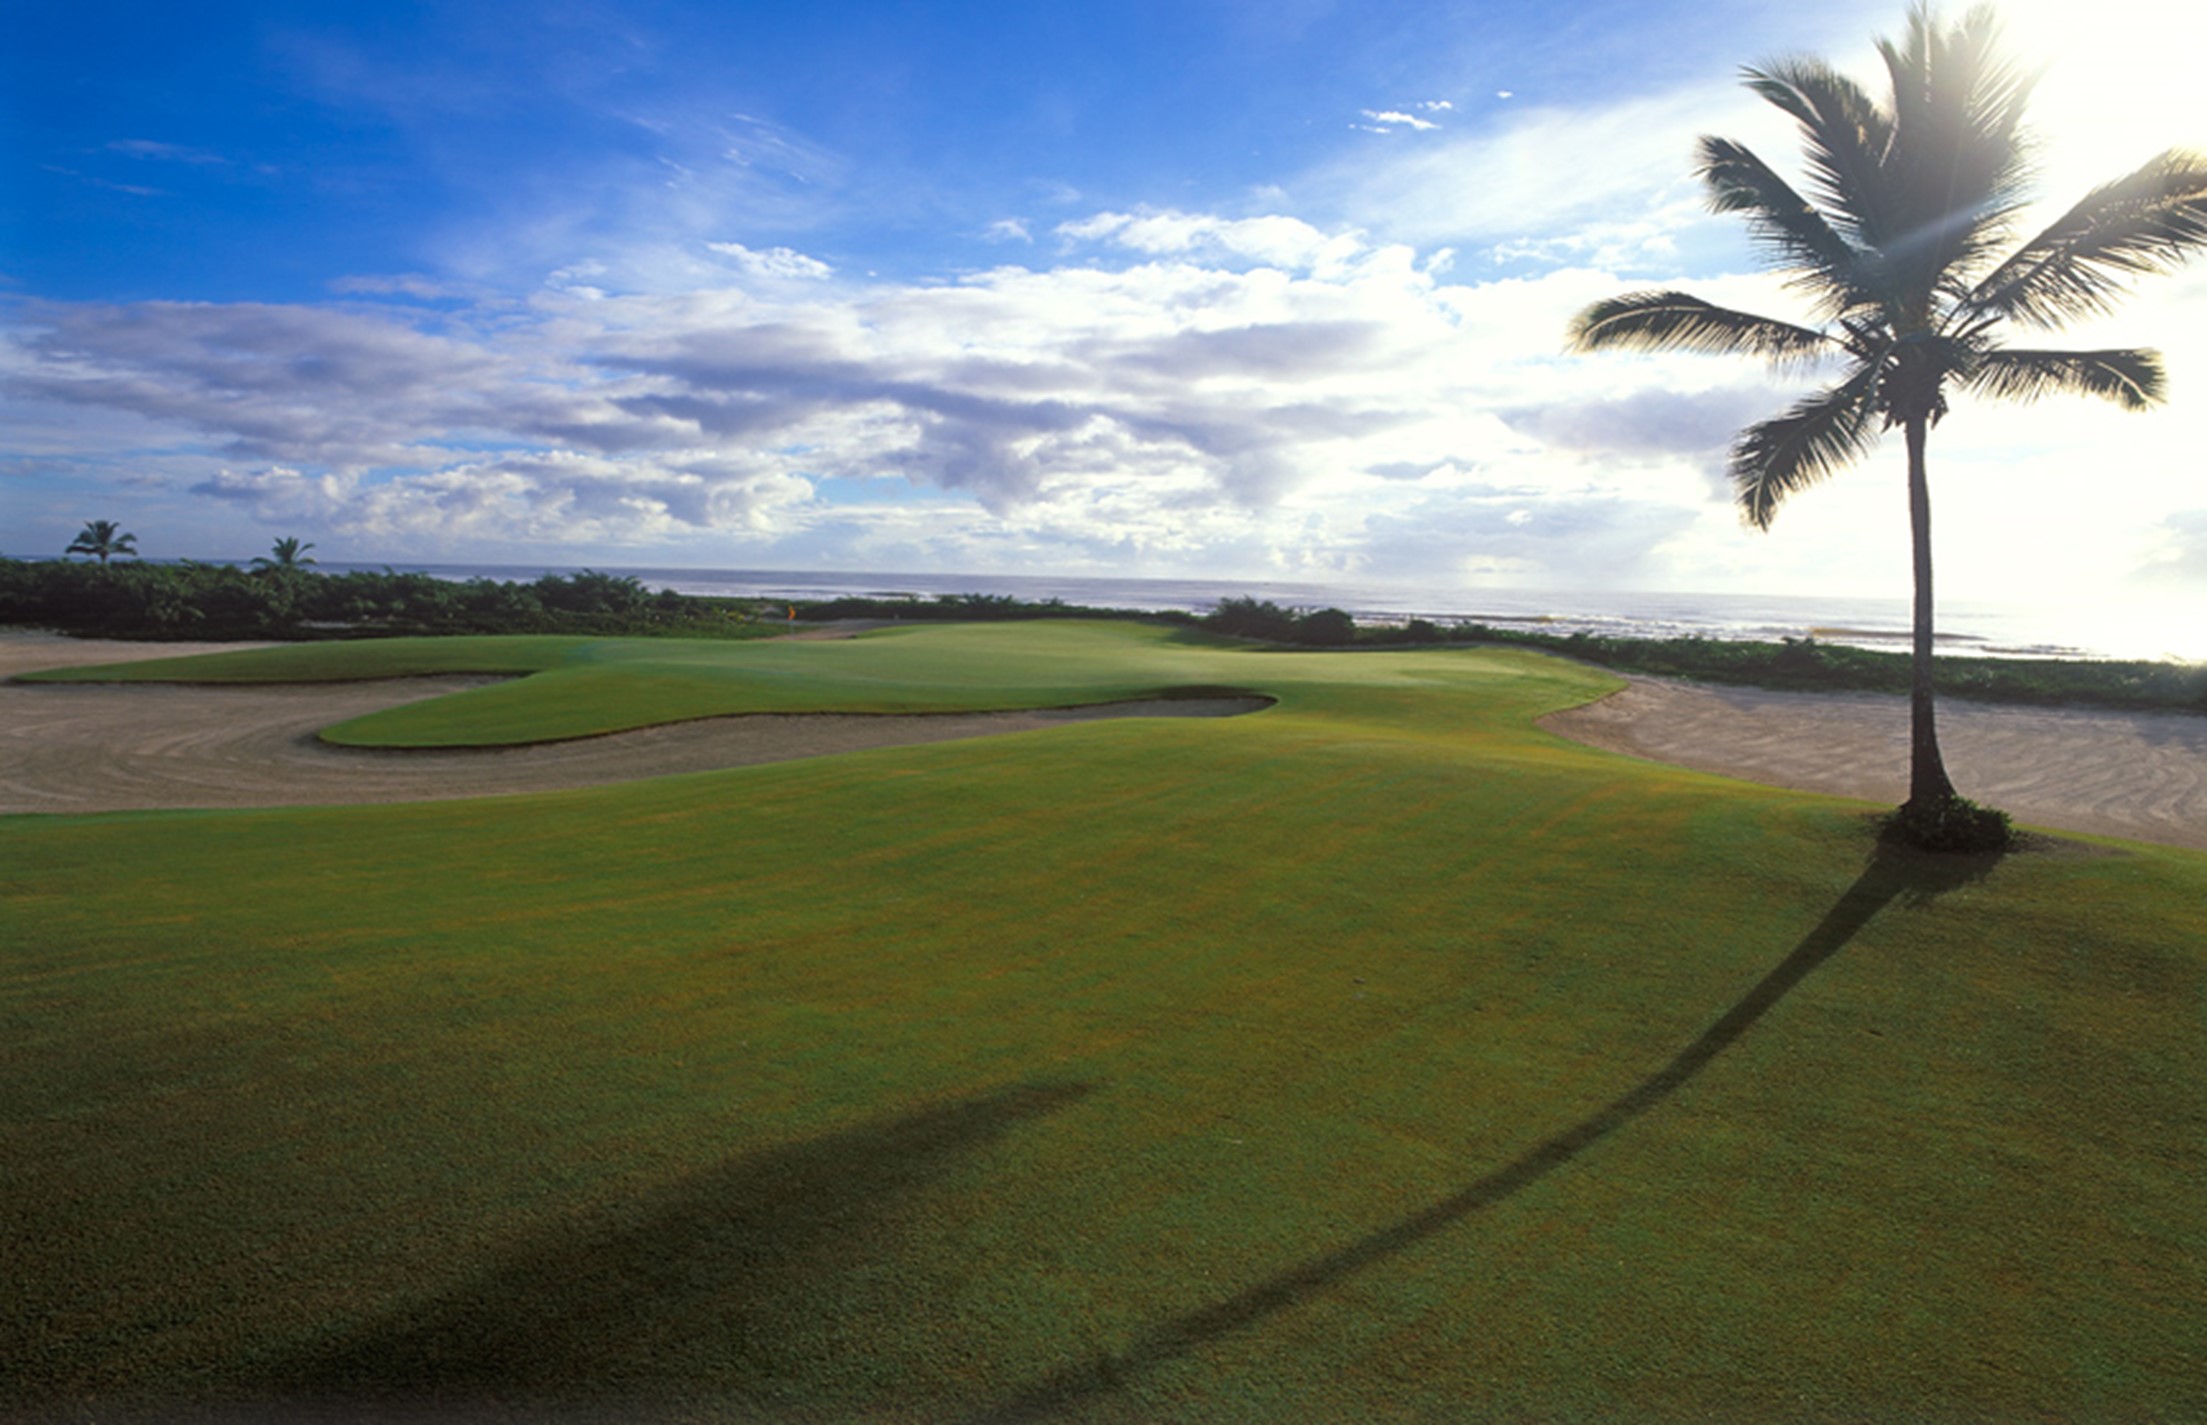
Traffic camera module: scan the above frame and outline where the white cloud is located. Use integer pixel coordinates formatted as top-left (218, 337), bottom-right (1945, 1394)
top-left (411, 106), bottom-right (860, 297)
top-left (2, 226), bottom-right (1559, 569)
top-left (8, 179), bottom-right (2204, 606)
top-left (7, 299), bottom-right (528, 467)
top-left (187, 450), bottom-right (813, 547)
top-left (328, 273), bottom-right (477, 301)
top-left (705, 242), bottom-right (834, 280)
top-left (1056, 210), bottom-right (1368, 275)
top-left (1314, 90), bottom-right (1726, 253)
top-left (1305, 61), bottom-right (1814, 275)
top-left (1357, 109), bottom-right (1440, 134)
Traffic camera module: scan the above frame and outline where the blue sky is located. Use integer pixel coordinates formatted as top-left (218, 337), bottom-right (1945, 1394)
top-left (7, 0), bottom-right (2206, 643)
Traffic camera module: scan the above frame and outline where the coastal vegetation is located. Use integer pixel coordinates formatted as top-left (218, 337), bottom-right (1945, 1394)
top-left (1569, 4), bottom-right (2207, 849)
top-left (791, 589), bottom-right (1203, 626)
top-left (5, 621), bottom-right (2204, 1418)
top-left (1432, 622), bottom-right (2207, 716)
top-left (62, 518), bottom-right (138, 565)
top-left (251, 535), bottom-right (317, 570)
top-left (8, 556), bottom-right (2205, 716)
top-left (0, 555), bottom-right (788, 641)
top-left (1192, 597), bottom-right (2207, 717)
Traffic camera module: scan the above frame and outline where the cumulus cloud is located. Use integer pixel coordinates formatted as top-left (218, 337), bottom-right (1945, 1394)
top-left (705, 241), bottom-right (834, 280)
top-left (9, 222), bottom-right (1639, 568)
top-left (8, 300), bottom-right (521, 466)
top-left (392, 99), bottom-right (862, 298)
top-left (187, 451), bottom-right (812, 547)
top-left (1056, 210), bottom-right (1367, 274)
top-left (1488, 217), bottom-right (1685, 273)
top-left (1355, 100), bottom-right (1453, 134)
top-left (1343, 487), bottom-right (1702, 587)
top-left (1357, 110), bottom-right (1440, 134)
top-left (16, 193), bottom-right (2192, 601)
top-left (1503, 385), bottom-right (1778, 458)
top-left (581, 258), bottom-right (1439, 513)
top-left (189, 465), bottom-right (352, 520)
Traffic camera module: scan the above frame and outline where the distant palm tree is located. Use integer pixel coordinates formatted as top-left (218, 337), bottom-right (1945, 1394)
top-left (66, 519), bottom-right (139, 565)
top-left (1568, 3), bottom-right (2207, 839)
top-left (253, 536), bottom-right (318, 570)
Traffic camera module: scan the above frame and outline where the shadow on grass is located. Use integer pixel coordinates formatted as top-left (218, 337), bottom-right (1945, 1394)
top-left (977, 841), bottom-right (2000, 1421)
top-left (263, 1080), bottom-right (1090, 1412)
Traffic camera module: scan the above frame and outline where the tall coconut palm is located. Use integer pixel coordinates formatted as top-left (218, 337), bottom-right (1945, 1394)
top-left (1568, 3), bottom-right (2207, 839)
top-left (66, 519), bottom-right (139, 565)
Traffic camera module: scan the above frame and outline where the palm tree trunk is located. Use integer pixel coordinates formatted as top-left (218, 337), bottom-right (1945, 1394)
top-left (1904, 416), bottom-right (1956, 809)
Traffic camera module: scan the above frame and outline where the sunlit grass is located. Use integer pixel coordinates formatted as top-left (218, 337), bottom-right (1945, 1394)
top-left (4, 623), bottom-right (2203, 1419)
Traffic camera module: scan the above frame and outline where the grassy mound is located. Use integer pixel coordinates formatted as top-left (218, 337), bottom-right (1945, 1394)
top-left (5, 623), bottom-right (2203, 1420)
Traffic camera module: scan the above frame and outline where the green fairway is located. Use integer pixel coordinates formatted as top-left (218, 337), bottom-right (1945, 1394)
top-left (5, 623), bottom-right (2204, 1420)
top-left (19, 624), bottom-right (1273, 746)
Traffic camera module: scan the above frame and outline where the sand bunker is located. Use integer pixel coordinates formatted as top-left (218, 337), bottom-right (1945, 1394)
top-left (1545, 677), bottom-right (2207, 851)
top-left (7, 634), bottom-right (2202, 849)
top-left (0, 634), bottom-right (1265, 814)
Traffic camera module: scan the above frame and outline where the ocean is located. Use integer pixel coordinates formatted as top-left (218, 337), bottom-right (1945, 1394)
top-left (308, 561), bottom-right (2205, 664)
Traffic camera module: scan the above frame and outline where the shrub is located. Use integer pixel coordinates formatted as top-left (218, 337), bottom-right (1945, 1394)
top-left (532, 569), bottom-right (650, 617)
top-left (1204, 596), bottom-right (1304, 641)
top-left (794, 593), bottom-right (1194, 625)
top-left (1203, 598), bottom-right (1363, 645)
top-left (1297, 608), bottom-right (1358, 646)
top-left (1885, 795), bottom-right (2014, 854)
top-left (1774, 635), bottom-right (1827, 673)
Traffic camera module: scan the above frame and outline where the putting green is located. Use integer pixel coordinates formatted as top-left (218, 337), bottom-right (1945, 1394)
top-left (4, 622), bottom-right (2203, 1420)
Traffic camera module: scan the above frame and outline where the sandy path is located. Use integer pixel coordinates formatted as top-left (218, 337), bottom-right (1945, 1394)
top-left (0, 634), bottom-right (1265, 815)
top-left (1545, 677), bottom-right (2207, 851)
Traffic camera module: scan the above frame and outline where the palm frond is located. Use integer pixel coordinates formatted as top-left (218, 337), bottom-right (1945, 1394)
top-left (1876, 4), bottom-right (2038, 294)
top-left (1879, 5), bottom-right (2036, 152)
top-left (1566, 292), bottom-right (1835, 365)
top-left (1730, 366), bottom-right (1884, 529)
top-left (1960, 347), bottom-right (2165, 410)
top-left (1695, 136), bottom-right (1874, 314)
top-left (1966, 149), bottom-right (2207, 328)
top-left (1741, 60), bottom-right (1894, 250)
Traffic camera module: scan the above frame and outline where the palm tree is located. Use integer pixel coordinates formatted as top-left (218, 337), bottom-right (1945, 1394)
top-left (65, 519), bottom-right (139, 565)
top-left (1568, 3), bottom-right (2207, 841)
top-left (253, 536), bottom-right (317, 570)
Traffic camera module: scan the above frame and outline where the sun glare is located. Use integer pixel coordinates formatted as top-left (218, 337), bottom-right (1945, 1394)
top-left (1985, 0), bottom-right (2205, 195)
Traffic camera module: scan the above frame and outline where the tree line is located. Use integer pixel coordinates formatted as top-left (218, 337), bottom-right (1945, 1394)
top-left (1, 550), bottom-right (783, 641)
top-left (8, 549), bottom-right (2201, 720)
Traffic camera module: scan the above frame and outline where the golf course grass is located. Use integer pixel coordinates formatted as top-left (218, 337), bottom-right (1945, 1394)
top-left (5, 622), bottom-right (2204, 1420)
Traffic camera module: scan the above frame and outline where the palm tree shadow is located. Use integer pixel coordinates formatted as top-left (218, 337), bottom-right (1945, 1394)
top-left (977, 840), bottom-right (2001, 1422)
top-left (263, 1080), bottom-right (1090, 1411)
